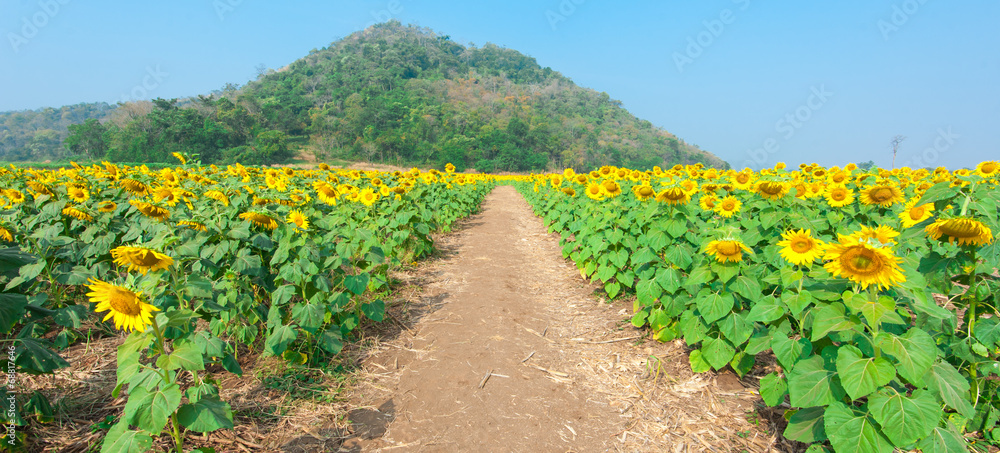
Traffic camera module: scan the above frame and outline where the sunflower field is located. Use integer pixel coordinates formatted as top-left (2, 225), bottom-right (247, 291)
top-left (516, 162), bottom-right (1000, 452)
top-left (0, 157), bottom-right (493, 451)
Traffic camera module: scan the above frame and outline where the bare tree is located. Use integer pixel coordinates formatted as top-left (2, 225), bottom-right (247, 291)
top-left (890, 135), bottom-right (906, 169)
top-left (255, 63), bottom-right (268, 79)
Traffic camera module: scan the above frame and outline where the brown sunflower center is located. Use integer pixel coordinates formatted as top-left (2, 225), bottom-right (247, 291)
top-left (638, 187), bottom-right (655, 197)
top-left (717, 242), bottom-right (741, 256)
top-left (663, 188), bottom-right (685, 200)
top-left (981, 162), bottom-right (998, 174)
top-left (759, 182), bottom-right (783, 195)
top-left (939, 220), bottom-right (983, 238)
top-left (870, 187), bottom-right (894, 202)
top-left (908, 206), bottom-right (927, 220)
top-left (132, 250), bottom-right (161, 266)
top-left (721, 200), bottom-right (737, 211)
top-left (830, 189), bottom-right (847, 201)
top-left (109, 288), bottom-right (142, 316)
top-left (736, 174), bottom-right (751, 184)
top-left (791, 239), bottom-right (813, 253)
top-left (842, 247), bottom-right (880, 274)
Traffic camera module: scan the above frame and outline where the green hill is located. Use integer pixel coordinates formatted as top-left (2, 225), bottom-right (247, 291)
top-left (51, 22), bottom-right (728, 171)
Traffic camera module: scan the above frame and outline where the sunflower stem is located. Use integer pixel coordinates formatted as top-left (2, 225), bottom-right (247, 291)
top-left (966, 247), bottom-right (978, 382)
top-left (171, 412), bottom-right (183, 453)
top-left (151, 318), bottom-right (186, 451)
top-left (959, 193), bottom-right (971, 217)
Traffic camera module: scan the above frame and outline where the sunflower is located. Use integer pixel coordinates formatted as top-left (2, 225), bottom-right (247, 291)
top-left (62, 206), bottom-right (93, 222)
top-left (860, 183), bottom-right (904, 207)
top-left (287, 210), bottom-right (309, 231)
top-left (172, 152), bottom-right (187, 165)
top-left (824, 185), bottom-right (855, 208)
top-left (823, 235), bottom-right (905, 290)
top-left (899, 198), bottom-right (934, 229)
top-left (445, 163), bottom-right (456, 173)
top-left (925, 217), bottom-right (994, 247)
top-left (585, 183), bottom-right (605, 201)
top-left (704, 239), bottom-right (753, 263)
top-left (203, 190), bottom-right (230, 206)
top-left (119, 179), bottom-right (149, 196)
top-left (731, 172), bottom-right (755, 191)
top-left (0, 226), bottom-right (13, 242)
top-left (629, 182), bottom-right (654, 199)
top-left (754, 181), bottom-right (790, 200)
top-left (87, 279), bottom-right (159, 333)
top-left (792, 182), bottom-right (809, 199)
top-left (713, 196), bottom-right (741, 218)
top-left (160, 170), bottom-right (180, 186)
top-left (178, 220), bottom-right (208, 232)
top-left (152, 186), bottom-right (184, 207)
top-left (699, 195), bottom-right (718, 211)
top-left (358, 188), bottom-right (380, 207)
top-left (828, 171), bottom-right (851, 185)
top-left (601, 180), bottom-right (622, 198)
top-left (975, 161), bottom-right (999, 178)
top-left (111, 246), bottom-right (174, 275)
top-left (240, 211), bottom-right (279, 230)
top-left (777, 229), bottom-right (825, 266)
top-left (4, 189), bottom-right (25, 204)
top-left (851, 225), bottom-right (899, 246)
top-left (574, 174), bottom-right (589, 185)
top-left (561, 187), bottom-right (576, 197)
top-left (314, 182), bottom-right (339, 205)
top-left (97, 201), bottom-right (117, 213)
top-left (66, 185), bottom-right (90, 203)
top-left (655, 187), bottom-right (690, 205)
top-left (27, 181), bottom-right (53, 197)
top-left (130, 200), bottom-right (170, 221)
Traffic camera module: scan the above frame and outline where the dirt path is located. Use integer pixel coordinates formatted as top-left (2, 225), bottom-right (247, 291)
top-left (344, 186), bottom-right (770, 452)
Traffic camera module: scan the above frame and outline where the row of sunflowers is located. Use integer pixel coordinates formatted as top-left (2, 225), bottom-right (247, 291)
top-left (0, 156), bottom-right (495, 451)
top-left (516, 162), bottom-right (1000, 453)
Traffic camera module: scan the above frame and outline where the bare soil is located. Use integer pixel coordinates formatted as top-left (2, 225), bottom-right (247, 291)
top-left (344, 186), bottom-right (777, 452)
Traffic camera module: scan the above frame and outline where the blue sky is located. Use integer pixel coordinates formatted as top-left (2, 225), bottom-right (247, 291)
top-left (1, 0), bottom-right (997, 169)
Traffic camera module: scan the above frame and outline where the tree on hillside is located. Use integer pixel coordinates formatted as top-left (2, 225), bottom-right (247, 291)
top-left (64, 119), bottom-right (107, 158)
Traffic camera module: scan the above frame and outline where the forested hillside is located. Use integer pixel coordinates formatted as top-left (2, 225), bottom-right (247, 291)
top-left (48, 22), bottom-right (728, 170)
top-left (0, 103), bottom-right (113, 161)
